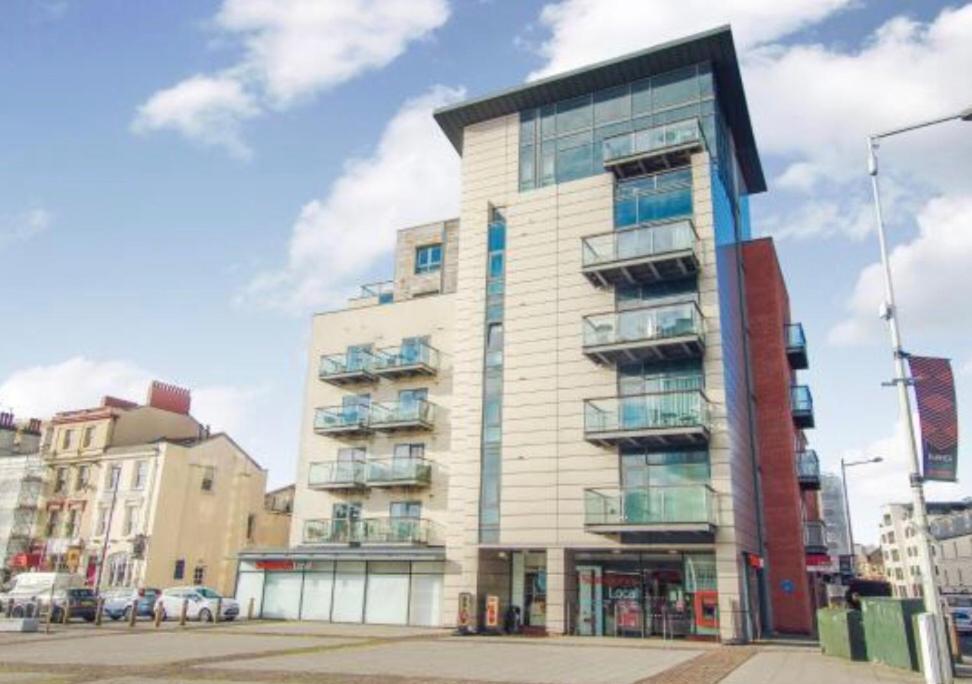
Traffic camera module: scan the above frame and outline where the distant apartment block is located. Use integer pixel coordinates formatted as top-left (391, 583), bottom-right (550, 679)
top-left (240, 26), bottom-right (822, 641)
top-left (0, 413), bottom-right (43, 576)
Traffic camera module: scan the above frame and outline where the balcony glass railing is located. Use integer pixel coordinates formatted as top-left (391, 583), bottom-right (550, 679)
top-left (585, 390), bottom-right (710, 434)
top-left (319, 351), bottom-right (375, 377)
top-left (369, 399), bottom-right (435, 427)
top-left (804, 520), bottom-right (827, 549)
top-left (303, 517), bottom-right (435, 545)
top-left (785, 323), bottom-right (806, 352)
top-left (583, 302), bottom-right (704, 348)
top-left (314, 405), bottom-right (370, 431)
top-left (354, 281), bottom-right (394, 305)
top-left (374, 342), bottom-right (439, 373)
top-left (585, 485), bottom-right (716, 526)
top-left (582, 219), bottom-right (698, 269)
top-left (603, 118), bottom-right (707, 164)
top-left (791, 386), bottom-right (813, 414)
top-left (307, 461), bottom-right (365, 488)
top-left (796, 450), bottom-right (820, 481)
top-left (365, 458), bottom-right (432, 485)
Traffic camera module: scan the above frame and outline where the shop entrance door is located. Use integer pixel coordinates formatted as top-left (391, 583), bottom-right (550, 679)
top-left (576, 565), bottom-right (602, 636)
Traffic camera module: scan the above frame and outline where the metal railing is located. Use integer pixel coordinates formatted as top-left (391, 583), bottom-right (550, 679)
top-left (303, 517), bottom-right (436, 545)
top-left (796, 450), bottom-right (820, 481)
top-left (307, 461), bottom-right (365, 488)
top-left (791, 385), bottom-right (813, 414)
top-left (584, 390), bottom-right (710, 434)
top-left (354, 281), bottom-right (394, 304)
top-left (584, 485), bottom-right (717, 526)
top-left (603, 117), bottom-right (707, 164)
top-left (583, 302), bottom-right (704, 348)
top-left (804, 520), bottom-right (827, 549)
top-left (582, 218), bottom-right (698, 269)
top-left (369, 399), bottom-right (435, 428)
top-left (318, 350), bottom-right (375, 377)
top-left (365, 458), bottom-right (432, 485)
top-left (785, 323), bottom-right (806, 353)
top-left (313, 405), bottom-right (370, 431)
top-left (374, 342), bottom-right (439, 372)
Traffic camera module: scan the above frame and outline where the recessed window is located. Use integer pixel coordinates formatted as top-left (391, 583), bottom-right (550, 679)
top-left (61, 429), bottom-right (73, 450)
top-left (415, 244), bottom-right (442, 274)
top-left (193, 565), bottom-right (205, 584)
top-left (54, 467), bottom-right (67, 494)
top-left (82, 426), bottom-right (95, 448)
top-left (132, 461), bottom-right (148, 490)
top-left (174, 559), bottom-right (185, 580)
top-left (201, 466), bottom-right (215, 492)
top-left (75, 465), bottom-right (89, 491)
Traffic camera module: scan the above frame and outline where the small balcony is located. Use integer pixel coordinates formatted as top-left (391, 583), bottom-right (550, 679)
top-left (584, 390), bottom-right (710, 447)
top-left (804, 520), bottom-right (828, 555)
top-left (318, 351), bottom-right (376, 386)
top-left (602, 118), bottom-right (707, 179)
top-left (307, 461), bottom-right (365, 490)
top-left (791, 385), bottom-right (815, 429)
top-left (583, 301), bottom-right (704, 364)
top-left (584, 485), bottom-right (717, 534)
top-left (313, 405), bottom-right (372, 437)
top-left (581, 219), bottom-right (699, 287)
top-left (349, 280), bottom-right (394, 306)
top-left (365, 458), bottom-right (432, 488)
top-left (303, 517), bottom-right (437, 545)
top-left (785, 323), bottom-right (809, 370)
top-left (369, 399), bottom-right (435, 432)
top-left (373, 342), bottom-right (439, 379)
top-left (796, 450), bottom-right (821, 490)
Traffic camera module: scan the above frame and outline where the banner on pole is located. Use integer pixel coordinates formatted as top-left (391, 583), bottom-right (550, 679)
top-left (908, 356), bottom-right (959, 482)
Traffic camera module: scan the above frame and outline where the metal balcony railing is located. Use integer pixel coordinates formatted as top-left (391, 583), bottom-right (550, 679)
top-left (318, 351), bottom-right (376, 383)
top-left (374, 341), bottom-right (439, 377)
top-left (785, 323), bottom-right (808, 370)
top-left (313, 405), bottom-right (371, 434)
top-left (307, 461), bottom-right (365, 489)
top-left (584, 390), bottom-right (710, 443)
top-left (804, 520), bottom-right (828, 551)
top-left (584, 485), bottom-right (717, 528)
top-left (303, 517), bottom-right (436, 545)
top-left (796, 450), bottom-right (820, 487)
top-left (365, 458), bottom-right (432, 487)
top-left (352, 281), bottom-right (394, 305)
top-left (602, 118), bottom-right (708, 165)
top-left (581, 218), bottom-right (699, 286)
top-left (369, 399), bottom-right (435, 431)
top-left (583, 301), bottom-right (704, 361)
top-left (791, 385), bottom-right (815, 429)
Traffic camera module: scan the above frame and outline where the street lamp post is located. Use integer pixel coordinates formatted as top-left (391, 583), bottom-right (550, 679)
top-left (840, 456), bottom-right (882, 565)
top-left (867, 105), bottom-right (972, 683)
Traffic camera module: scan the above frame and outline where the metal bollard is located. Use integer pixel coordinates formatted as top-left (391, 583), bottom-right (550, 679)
top-left (5, 599), bottom-right (12, 616)
top-left (61, 602), bottom-right (70, 625)
top-left (247, 597), bottom-right (255, 621)
top-left (45, 602), bottom-right (53, 633)
top-left (180, 598), bottom-right (188, 627)
top-left (214, 598), bottom-right (222, 624)
top-left (153, 604), bottom-right (163, 629)
top-left (95, 598), bottom-right (104, 627)
top-left (128, 602), bottom-right (138, 628)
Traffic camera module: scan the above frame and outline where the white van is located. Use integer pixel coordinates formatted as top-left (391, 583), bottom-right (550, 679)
top-left (0, 572), bottom-right (86, 617)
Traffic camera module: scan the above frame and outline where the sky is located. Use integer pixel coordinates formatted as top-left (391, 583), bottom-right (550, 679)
top-left (1, 0), bottom-right (970, 545)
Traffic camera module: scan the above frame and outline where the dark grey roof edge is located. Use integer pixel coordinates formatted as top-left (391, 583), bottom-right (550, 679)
top-left (237, 546), bottom-right (446, 561)
top-left (433, 25), bottom-right (766, 194)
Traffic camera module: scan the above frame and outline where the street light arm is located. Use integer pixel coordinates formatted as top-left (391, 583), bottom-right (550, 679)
top-left (872, 106), bottom-right (972, 140)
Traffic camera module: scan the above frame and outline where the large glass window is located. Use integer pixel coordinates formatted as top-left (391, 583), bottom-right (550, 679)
top-left (618, 359), bottom-right (703, 395)
top-left (621, 450), bottom-right (710, 487)
top-left (262, 572), bottom-right (303, 620)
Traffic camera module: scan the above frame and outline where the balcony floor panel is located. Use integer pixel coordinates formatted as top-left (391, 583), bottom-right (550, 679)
top-left (582, 250), bottom-right (698, 287)
top-left (604, 142), bottom-right (701, 180)
top-left (370, 422), bottom-right (433, 433)
top-left (366, 480), bottom-right (431, 488)
top-left (585, 426), bottom-right (709, 448)
top-left (798, 478), bottom-right (821, 491)
top-left (308, 482), bottom-right (367, 491)
top-left (314, 427), bottom-right (373, 438)
top-left (585, 522), bottom-right (715, 534)
top-left (372, 365), bottom-right (437, 380)
top-left (792, 413), bottom-right (815, 429)
top-left (786, 349), bottom-right (809, 370)
top-left (584, 335), bottom-right (704, 364)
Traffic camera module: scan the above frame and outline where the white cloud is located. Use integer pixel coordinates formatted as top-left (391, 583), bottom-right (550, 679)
top-left (0, 356), bottom-right (262, 444)
top-left (132, 0), bottom-right (450, 156)
top-left (829, 194), bottom-right (972, 345)
top-left (239, 85), bottom-right (464, 312)
top-left (131, 75), bottom-right (259, 159)
top-left (0, 207), bottom-right (52, 247)
top-left (527, 0), bottom-right (854, 80)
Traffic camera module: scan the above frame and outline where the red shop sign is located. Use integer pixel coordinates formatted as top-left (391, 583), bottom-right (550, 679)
top-left (255, 559), bottom-right (294, 571)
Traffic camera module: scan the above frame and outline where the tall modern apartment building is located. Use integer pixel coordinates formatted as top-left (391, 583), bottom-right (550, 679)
top-left (240, 27), bottom-right (822, 641)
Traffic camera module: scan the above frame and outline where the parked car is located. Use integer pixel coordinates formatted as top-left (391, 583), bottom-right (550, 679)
top-left (155, 586), bottom-right (239, 622)
top-left (103, 587), bottom-right (161, 621)
top-left (950, 606), bottom-right (972, 634)
top-left (0, 572), bottom-right (89, 619)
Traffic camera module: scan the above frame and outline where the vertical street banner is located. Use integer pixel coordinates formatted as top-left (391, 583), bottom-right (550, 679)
top-left (908, 356), bottom-right (959, 482)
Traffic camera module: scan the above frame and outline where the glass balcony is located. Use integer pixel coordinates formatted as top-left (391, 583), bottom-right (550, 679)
top-left (307, 461), bottom-right (365, 489)
top-left (804, 520), bottom-right (828, 554)
top-left (791, 385), bottom-right (815, 429)
top-left (581, 219), bottom-right (699, 286)
top-left (365, 458), bottom-right (432, 487)
top-left (369, 399), bottom-right (435, 432)
top-left (318, 351), bottom-right (376, 385)
top-left (584, 390), bottom-right (710, 447)
top-left (303, 517), bottom-right (437, 545)
top-left (373, 341), bottom-right (440, 379)
top-left (313, 405), bottom-right (372, 437)
top-left (796, 450), bottom-right (821, 490)
top-left (602, 118), bottom-right (707, 179)
top-left (583, 301), bottom-right (704, 364)
top-left (350, 280), bottom-right (394, 306)
top-left (785, 323), bottom-right (809, 370)
top-left (584, 485), bottom-right (717, 531)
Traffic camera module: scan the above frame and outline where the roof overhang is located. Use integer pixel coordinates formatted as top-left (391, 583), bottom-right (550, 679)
top-left (237, 546), bottom-right (446, 563)
top-left (434, 25), bottom-right (766, 194)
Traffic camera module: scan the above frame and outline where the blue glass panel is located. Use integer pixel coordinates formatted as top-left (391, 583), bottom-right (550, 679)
top-left (519, 145), bottom-right (535, 190)
top-left (631, 77), bottom-right (651, 114)
top-left (540, 104), bottom-right (557, 139)
top-left (519, 109), bottom-right (536, 144)
top-left (488, 223), bottom-right (506, 251)
top-left (488, 252), bottom-right (504, 278)
top-left (557, 144), bottom-right (593, 182)
top-left (556, 94), bottom-right (592, 134)
top-left (651, 66), bottom-right (699, 110)
top-left (614, 195), bottom-right (638, 228)
top-left (594, 85), bottom-right (630, 125)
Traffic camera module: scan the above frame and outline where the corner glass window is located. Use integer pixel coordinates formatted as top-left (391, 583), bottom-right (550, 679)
top-left (556, 95), bottom-right (592, 134)
top-left (651, 66), bottom-right (699, 110)
top-left (415, 244), bottom-right (442, 274)
top-left (594, 85), bottom-right (630, 125)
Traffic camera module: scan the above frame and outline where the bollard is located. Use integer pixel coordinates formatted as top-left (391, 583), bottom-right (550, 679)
top-left (61, 602), bottom-right (70, 625)
top-left (180, 598), bottom-right (188, 627)
top-left (95, 598), bottom-right (104, 627)
top-left (214, 598), bottom-right (222, 624)
top-left (247, 597), bottom-right (254, 621)
top-left (45, 601), bottom-right (53, 634)
top-left (128, 602), bottom-right (138, 628)
top-left (6, 599), bottom-right (12, 617)
top-left (154, 604), bottom-right (163, 629)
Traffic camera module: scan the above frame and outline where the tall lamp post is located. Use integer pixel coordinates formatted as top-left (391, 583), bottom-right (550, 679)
top-left (867, 105), bottom-right (972, 681)
top-left (840, 456), bottom-right (882, 565)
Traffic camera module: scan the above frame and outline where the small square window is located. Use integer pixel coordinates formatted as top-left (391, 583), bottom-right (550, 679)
top-left (415, 244), bottom-right (443, 274)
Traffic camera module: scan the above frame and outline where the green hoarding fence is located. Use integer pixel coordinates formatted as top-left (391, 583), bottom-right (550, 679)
top-left (860, 598), bottom-right (924, 672)
top-left (817, 607), bottom-right (866, 661)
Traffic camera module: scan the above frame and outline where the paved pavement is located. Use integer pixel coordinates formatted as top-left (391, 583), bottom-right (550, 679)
top-left (0, 620), bottom-right (929, 684)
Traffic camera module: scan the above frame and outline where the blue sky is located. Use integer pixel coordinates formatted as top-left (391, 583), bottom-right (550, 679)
top-left (1, 0), bottom-right (970, 544)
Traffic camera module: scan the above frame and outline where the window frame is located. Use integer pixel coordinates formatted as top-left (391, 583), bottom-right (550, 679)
top-left (414, 243), bottom-right (443, 275)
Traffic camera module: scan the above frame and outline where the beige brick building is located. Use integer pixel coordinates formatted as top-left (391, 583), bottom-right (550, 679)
top-left (241, 27), bottom-right (817, 641)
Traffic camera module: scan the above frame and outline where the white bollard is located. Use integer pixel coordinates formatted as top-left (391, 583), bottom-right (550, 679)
top-left (916, 613), bottom-right (952, 684)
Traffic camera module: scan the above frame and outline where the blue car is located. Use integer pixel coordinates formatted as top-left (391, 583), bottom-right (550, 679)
top-left (103, 588), bottom-right (161, 621)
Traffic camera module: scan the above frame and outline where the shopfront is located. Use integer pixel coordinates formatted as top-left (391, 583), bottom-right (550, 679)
top-left (568, 550), bottom-right (718, 639)
top-left (235, 552), bottom-right (444, 626)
